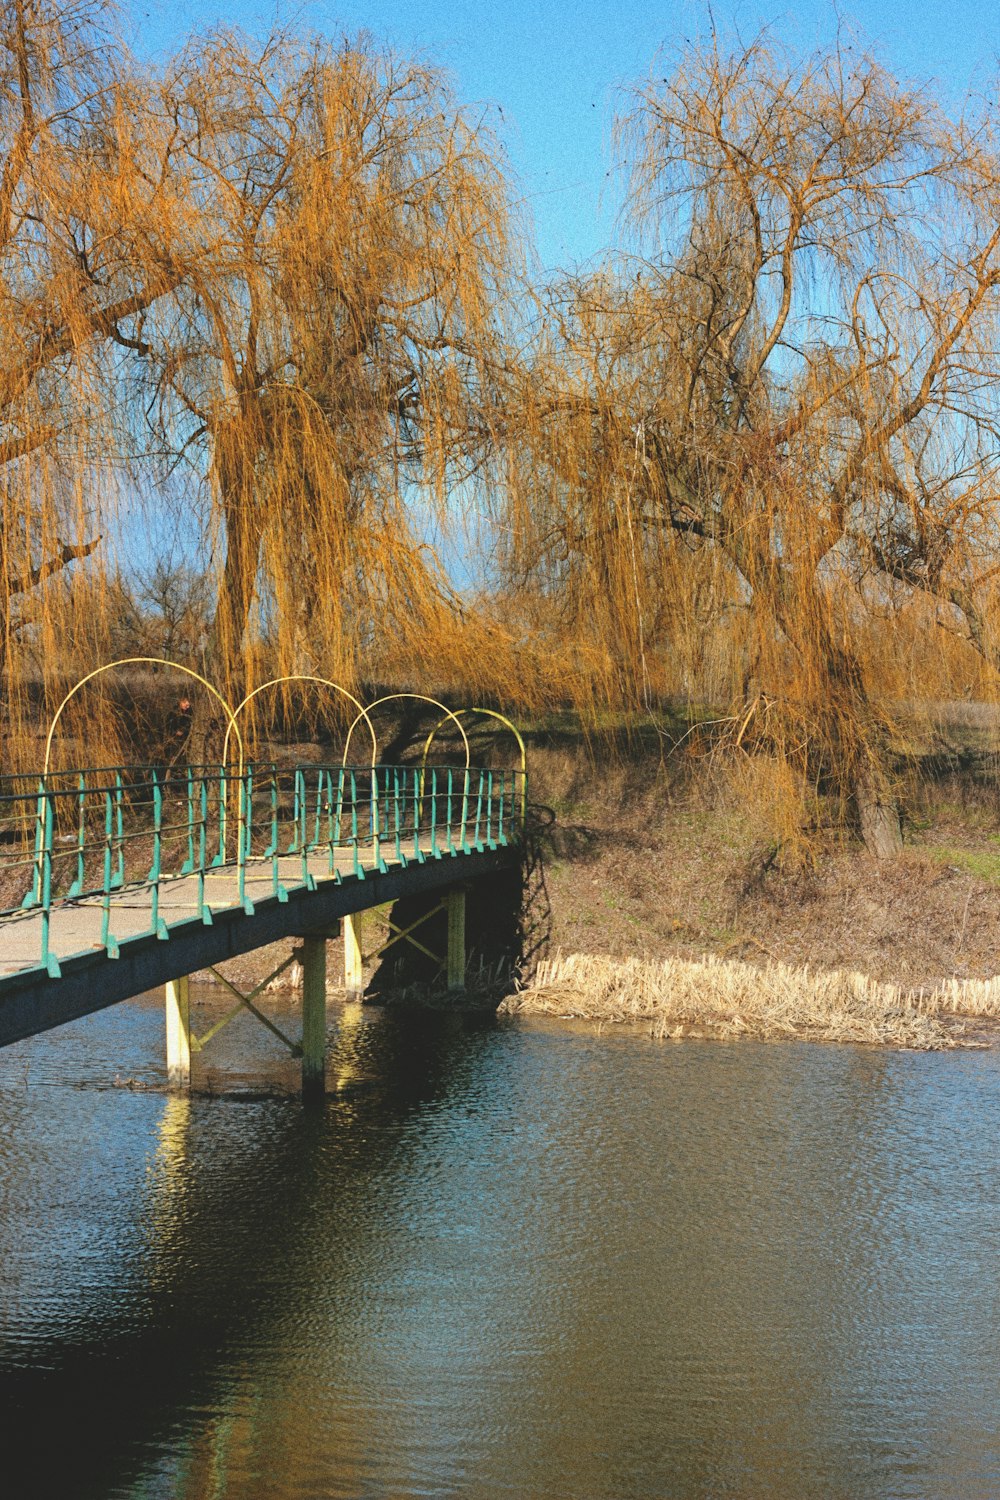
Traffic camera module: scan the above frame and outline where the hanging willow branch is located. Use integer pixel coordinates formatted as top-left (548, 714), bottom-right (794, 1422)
top-left (493, 29), bottom-right (1000, 855)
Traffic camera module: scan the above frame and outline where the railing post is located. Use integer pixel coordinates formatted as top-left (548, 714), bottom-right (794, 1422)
top-left (239, 764), bottom-right (253, 913)
top-left (28, 779), bottom-right (45, 909)
top-left (39, 785), bottom-right (56, 975)
top-left (300, 935), bottom-right (327, 1101)
top-left (344, 912), bottom-right (364, 997)
top-left (333, 766), bottom-right (345, 854)
top-left (113, 771), bottom-right (124, 888)
top-left (430, 769), bottom-right (439, 857)
top-left (197, 772), bottom-right (208, 920)
top-left (165, 975), bottom-right (191, 1088)
top-left (371, 766), bottom-right (381, 870)
top-left (446, 887), bottom-right (466, 991)
top-left (349, 770), bottom-right (360, 877)
top-left (149, 768), bottom-right (163, 936)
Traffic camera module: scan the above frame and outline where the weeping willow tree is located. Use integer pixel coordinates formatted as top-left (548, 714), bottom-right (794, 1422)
top-left (495, 270), bottom-right (737, 720)
top-left (119, 28), bottom-right (518, 731)
top-left (499, 33), bottom-right (1000, 856)
top-left (0, 8), bottom-right (525, 766)
top-left (0, 0), bottom-right (201, 762)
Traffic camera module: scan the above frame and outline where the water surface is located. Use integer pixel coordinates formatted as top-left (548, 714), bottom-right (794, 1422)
top-left (2, 993), bottom-right (999, 1498)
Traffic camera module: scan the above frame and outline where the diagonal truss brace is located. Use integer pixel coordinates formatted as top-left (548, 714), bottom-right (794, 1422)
top-left (191, 951), bottom-right (303, 1056)
top-left (362, 899), bottom-right (447, 971)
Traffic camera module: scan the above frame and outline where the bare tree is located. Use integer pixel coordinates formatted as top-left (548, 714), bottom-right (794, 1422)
top-left (131, 559), bottom-right (211, 661)
top-left (501, 32), bottom-right (1000, 856)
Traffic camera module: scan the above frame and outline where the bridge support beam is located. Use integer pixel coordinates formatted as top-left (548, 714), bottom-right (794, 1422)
top-left (165, 975), bottom-right (191, 1088)
top-left (344, 913), bottom-right (364, 998)
top-left (300, 936), bottom-right (327, 1100)
top-left (447, 887), bottom-right (466, 991)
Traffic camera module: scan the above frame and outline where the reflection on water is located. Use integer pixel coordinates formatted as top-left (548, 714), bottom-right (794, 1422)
top-left (2, 992), bottom-right (1000, 1498)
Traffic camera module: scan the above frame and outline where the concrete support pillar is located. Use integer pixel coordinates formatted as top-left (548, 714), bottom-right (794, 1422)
top-left (344, 912), bottom-right (364, 998)
top-left (300, 936), bottom-right (327, 1100)
top-left (446, 887), bottom-right (466, 991)
top-left (165, 975), bottom-right (191, 1088)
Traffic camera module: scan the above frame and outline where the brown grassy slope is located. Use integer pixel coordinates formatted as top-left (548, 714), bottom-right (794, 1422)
top-left (159, 710), bottom-right (1000, 1006)
top-left (527, 740), bottom-right (1000, 993)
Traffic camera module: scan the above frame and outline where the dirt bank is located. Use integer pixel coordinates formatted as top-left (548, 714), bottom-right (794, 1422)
top-left (527, 736), bottom-right (1000, 992)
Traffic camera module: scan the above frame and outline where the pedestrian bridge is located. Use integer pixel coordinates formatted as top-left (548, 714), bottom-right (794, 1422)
top-left (0, 664), bottom-right (527, 1094)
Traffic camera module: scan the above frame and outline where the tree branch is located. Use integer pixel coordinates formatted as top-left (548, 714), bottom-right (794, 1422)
top-left (9, 535), bottom-right (103, 595)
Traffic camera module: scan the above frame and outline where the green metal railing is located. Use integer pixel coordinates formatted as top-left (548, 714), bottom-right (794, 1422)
top-left (0, 762), bottom-right (525, 979)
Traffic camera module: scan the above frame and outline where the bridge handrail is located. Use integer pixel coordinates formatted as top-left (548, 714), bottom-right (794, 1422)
top-left (0, 761), bottom-right (526, 981)
top-left (419, 708), bottom-right (528, 830)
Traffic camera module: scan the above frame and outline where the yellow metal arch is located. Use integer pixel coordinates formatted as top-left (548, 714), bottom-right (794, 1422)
top-left (344, 693), bottom-right (472, 855)
top-left (44, 657), bottom-right (244, 775)
top-left (421, 708), bottom-right (528, 827)
top-left (222, 675), bottom-right (379, 769)
top-left (341, 693), bottom-right (470, 769)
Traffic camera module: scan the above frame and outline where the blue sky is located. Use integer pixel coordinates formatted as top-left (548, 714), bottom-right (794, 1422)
top-left (137, 0), bottom-right (1000, 270)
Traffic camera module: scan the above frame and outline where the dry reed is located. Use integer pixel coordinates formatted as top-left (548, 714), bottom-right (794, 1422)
top-left (505, 950), bottom-right (1000, 1050)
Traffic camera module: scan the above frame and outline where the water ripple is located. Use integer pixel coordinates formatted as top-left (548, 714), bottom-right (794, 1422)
top-left (1, 1002), bottom-right (1000, 1497)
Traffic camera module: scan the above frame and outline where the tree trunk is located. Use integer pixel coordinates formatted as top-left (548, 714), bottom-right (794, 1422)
top-left (189, 484), bottom-right (264, 764)
top-left (771, 585), bottom-right (904, 860)
top-left (855, 771), bottom-right (903, 860)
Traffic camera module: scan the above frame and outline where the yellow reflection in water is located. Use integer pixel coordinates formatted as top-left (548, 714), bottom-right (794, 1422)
top-left (144, 1091), bottom-right (192, 1286)
top-left (328, 999), bottom-right (368, 1099)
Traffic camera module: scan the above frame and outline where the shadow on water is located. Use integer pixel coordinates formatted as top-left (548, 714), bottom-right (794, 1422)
top-left (0, 1001), bottom-right (499, 1500)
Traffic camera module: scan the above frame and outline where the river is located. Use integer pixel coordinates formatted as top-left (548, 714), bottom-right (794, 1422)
top-left (1, 993), bottom-right (999, 1498)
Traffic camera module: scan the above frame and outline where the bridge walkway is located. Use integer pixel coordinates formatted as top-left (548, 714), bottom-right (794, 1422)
top-left (0, 762), bottom-right (525, 1080)
top-left (0, 842), bottom-right (450, 978)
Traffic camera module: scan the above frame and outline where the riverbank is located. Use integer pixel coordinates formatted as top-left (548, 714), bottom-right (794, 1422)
top-left (498, 717), bottom-right (1000, 1049)
top-left (527, 722), bottom-right (1000, 992)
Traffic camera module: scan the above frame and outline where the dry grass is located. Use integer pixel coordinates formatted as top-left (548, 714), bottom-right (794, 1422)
top-left (504, 950), bottom-right (1000, 1050)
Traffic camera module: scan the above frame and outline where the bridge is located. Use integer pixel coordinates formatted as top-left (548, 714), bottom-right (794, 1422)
top-left (0, 664), bottom-right (527, 1097)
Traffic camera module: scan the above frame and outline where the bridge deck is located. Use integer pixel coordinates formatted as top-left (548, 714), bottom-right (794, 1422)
top-left (0, 845), bottom-right (407, 977)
